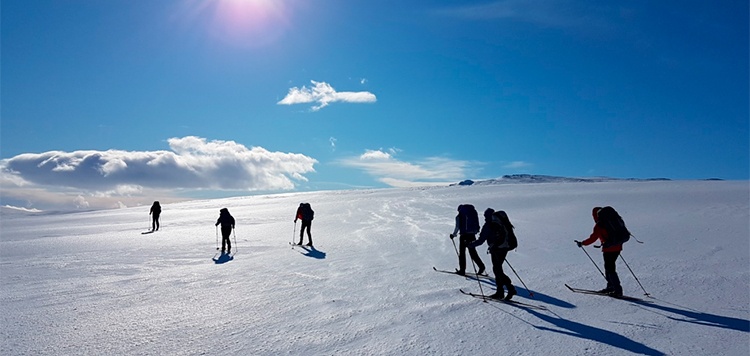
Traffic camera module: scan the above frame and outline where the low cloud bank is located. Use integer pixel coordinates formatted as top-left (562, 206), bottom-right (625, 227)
top-left (1, 136), bottom-right (317, 211)
top-left (338, 148), bottom-right (473, 188)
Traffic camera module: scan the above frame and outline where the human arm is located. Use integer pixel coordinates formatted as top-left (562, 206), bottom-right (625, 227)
top-left (577, 225), bottom-right (604, 247)
top-left (471, 223), bottom-right (492, 248)
top-left (450, 216), bottom-right (460, 238)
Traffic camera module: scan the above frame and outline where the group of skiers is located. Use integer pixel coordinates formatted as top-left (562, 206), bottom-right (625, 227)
top-left (148, 199), bottom-right (630, 300)
top-left (451, 204), bottom-right (629, 301)
top-left (147, 201), bottom-right (315, 255)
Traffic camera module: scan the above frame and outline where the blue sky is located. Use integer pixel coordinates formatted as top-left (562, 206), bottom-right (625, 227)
top-left (2, 0), bottom-right (748, 210)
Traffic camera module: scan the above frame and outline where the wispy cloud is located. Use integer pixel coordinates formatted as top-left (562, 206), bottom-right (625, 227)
top-left (338, 149), bottom-right (473, 187)
top-left (0, 136), bottom-right (317, 211)
top-left (503, 161), bottom-right (533, 169)
top-left (329, 137), bottom-right (337, 151)
top-left (278, 80), bottom-right (377, 111)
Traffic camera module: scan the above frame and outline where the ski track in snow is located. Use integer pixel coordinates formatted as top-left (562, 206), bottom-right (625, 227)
top-left (1, 181), bottom-right (749, 355)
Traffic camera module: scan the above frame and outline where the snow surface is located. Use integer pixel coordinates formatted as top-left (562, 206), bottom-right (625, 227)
top-left (1, 180), bottom-right (748, 355)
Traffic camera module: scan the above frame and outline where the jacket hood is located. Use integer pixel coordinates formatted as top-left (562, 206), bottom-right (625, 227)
top-left (483, 208), bottom-right (495, 221)
top-left (592, 207), bottom-right (602, 222)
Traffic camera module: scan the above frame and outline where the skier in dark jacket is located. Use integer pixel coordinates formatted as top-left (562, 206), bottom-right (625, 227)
top-left (215, 208), bottom-right (235, 254)
top-left (576, 207), bottom-right (623, 296)
top-left (472, 208), bottom-right (517, 300)
top-left (450, 204), bottom-right (485, 276)
top-left (149, 201), bottom-right (161, 232)
top-left (294, 203), bottom-right (314, 246)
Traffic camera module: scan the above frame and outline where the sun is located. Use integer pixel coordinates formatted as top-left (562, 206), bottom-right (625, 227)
top-left (187, 0), bottom-right (291, 48)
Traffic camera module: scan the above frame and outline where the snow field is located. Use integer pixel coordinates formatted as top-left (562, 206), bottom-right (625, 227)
top-left (1, 181), bottom-right (748, 355)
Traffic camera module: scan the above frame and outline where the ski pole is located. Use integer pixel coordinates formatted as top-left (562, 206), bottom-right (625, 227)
top-left (452, 234), bottom-right (484, 299)
top-left (450, 235), bottom-right (460, 259)
top-left (292, 221), bottom-right (297, 245)
top-left (619, 253), bottom-right (650, 296)
top-left (575, 240), bottom-right (606, 280)
top-left (215, 225), bottom-right (219, 250)
top-left (233, 227), bottom-right (238, 254)
top-left (468, 255), bottom-right (486, 302)
top-left (505, 259), bottom-right (534, 298)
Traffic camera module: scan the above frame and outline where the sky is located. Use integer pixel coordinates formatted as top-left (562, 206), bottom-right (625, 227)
top-left (1, 0), bottom-right (748, 211)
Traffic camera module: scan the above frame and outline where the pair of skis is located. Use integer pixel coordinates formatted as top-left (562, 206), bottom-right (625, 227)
top-left (432, 266), bottom-right (490, 278)
top-left (564, 284), bottom-right (644, 302)
top-left (434, 267), bottom-right (548, 310)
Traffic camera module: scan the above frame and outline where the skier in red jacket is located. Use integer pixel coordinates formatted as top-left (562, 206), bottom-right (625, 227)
top-left (577, 207), bottom-right (623, 296)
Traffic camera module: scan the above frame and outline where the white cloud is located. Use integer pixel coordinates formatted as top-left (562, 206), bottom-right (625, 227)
top-left (0, 136), bottom-right (318, 210)
top-left (74, 195), bottom-right (90, 209)
top-left (503, 161), bottom-right (533, 169)
top-left (339, 149), bottom-right (473, 187)
top-left (360, 149), bottom-right (392, 160)
top-left (278, 80), bottom-right (377, 111)
top-left (329, 137), bottom-right (337, 151)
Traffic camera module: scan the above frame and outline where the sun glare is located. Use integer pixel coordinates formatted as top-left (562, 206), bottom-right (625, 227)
top-left (191, 0), bottom-right (290, 48)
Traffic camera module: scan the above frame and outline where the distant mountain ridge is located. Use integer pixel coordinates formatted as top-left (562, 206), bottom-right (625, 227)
top-left (451, 174), bottom-right (672, 186)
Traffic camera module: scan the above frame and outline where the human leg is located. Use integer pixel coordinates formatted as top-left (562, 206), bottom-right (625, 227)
top-left (303, 220), bottom-right (313, 245)
top-left (490, 249), bottom-right (515, 299)
top-left (465, 234), bottom-right (485, 273)
top-left (603, 251), bottom-right (621, 294)
top-left (457, 235), bottom-right (468, 274)
top-left (222, 228), bottom-right (232, 252)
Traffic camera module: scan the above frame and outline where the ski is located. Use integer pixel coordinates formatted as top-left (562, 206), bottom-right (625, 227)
top-left (459, 289), bottom-right (547, 310)
top-left (290, 241), bottom-right (314, 248)
top-left (141, 230), bottom-right (155, 235)
top-left (565, 284), bottom-right (643, 302)
top-left (433, 266), bottom-right (491, 278)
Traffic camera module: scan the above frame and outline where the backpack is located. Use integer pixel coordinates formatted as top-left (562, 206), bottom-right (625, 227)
top-left (597, 206), bottom-right (630, 247)
top-left (458, 204), bottom-right (480, 234)
top-left (300, 203), bottom-right (314, 221)
top-left (492, 211), bottom-right (518, 251)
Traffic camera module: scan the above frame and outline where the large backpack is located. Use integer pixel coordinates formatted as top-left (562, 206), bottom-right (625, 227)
top-left (597, 206), bottom-right (630, 247)
top-left (300, 203), bottom-right (314, 221)
top-left (457, 204), bottom-right (480, 234)
top-left (492, 211), bottom-right (518, 251)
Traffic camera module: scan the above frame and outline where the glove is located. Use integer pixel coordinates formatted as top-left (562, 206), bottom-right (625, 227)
top-left (575, 240), bottom-right (582, 248)
top-left (294, 219), bottom-right (297, 223)
top-left (449, 234), bottom-right (456, 239)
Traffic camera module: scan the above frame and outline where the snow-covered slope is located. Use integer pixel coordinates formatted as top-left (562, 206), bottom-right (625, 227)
top-left (1, 181), bottom-right (748, 355)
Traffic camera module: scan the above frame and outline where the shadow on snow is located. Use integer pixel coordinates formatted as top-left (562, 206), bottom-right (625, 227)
top-left (631, 297), bottom-right (750, 333)
top-left (524, 307), bottom-right (667, 356)
top-left (295, 245), bottom-right (326, 259)
top-left (213, 252), bottom-right (234, 264)
top-left (462, 274), bottom-right (576, 309)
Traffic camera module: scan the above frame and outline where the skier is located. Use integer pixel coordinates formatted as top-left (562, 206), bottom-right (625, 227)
top-left (149, 201), bottom-right (161, 232)
top-left (215, 208), bottom-right (235, 254)
top-left (450, 204), bottom-right (485, 276)
top-left (294, 203), bottom-right (314, 246)
top-left (576, 207), bottom-right (623, 297)
top-left (471, 208), bottom-right (517, 300)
